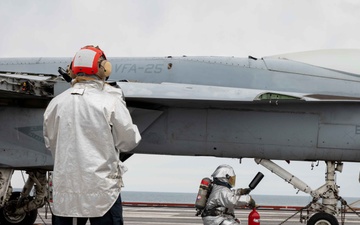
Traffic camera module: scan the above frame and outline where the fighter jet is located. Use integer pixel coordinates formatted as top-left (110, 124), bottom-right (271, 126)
top-left (0, 49), bottom-right (359, 225)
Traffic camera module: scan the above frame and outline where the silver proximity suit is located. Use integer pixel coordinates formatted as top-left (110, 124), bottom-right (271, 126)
top-left (202, 182), bottom-right (251, 225)
top-left (43, 80), bottom-right (141, 217)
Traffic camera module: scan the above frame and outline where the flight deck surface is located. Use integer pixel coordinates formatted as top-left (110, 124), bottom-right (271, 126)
top-left (34, 206), bottom-right (360, 225)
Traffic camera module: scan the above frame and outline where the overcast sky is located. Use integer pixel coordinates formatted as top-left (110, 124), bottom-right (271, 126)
top-left (2, 0), bottom-right (360, 198)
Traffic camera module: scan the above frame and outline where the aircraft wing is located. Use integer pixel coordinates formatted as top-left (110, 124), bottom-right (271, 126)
top-left (1, 69), bottom-right (358, 108)
top-left (116, 81), bottom-right (360, 109)
top-left (0, 71), bottom-right (67, 107)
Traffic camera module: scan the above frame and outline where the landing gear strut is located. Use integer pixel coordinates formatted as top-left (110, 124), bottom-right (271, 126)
top-left (255, 159), bottom-right (344, 225)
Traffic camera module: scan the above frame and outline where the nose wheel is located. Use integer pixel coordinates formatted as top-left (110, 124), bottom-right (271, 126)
top-left (307, 212), bottom-right (339, 225)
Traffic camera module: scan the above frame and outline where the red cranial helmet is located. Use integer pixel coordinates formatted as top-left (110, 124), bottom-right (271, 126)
top-left (69, 45), bottom-right (112, 79)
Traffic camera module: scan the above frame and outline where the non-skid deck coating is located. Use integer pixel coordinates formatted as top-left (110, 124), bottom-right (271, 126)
top-left (34, 205), bottom-right (360, 225)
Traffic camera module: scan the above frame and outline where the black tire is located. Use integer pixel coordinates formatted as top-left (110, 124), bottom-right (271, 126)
top-left (307, 212), bottom-right (339, 225)
top-left (0, 192), bottom-right (38, 225)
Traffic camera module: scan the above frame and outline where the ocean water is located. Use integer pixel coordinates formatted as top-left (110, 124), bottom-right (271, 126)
top-left (121, 191), bottom-right (360, 207)
top-left (13, 188), bottom-right (358, 207)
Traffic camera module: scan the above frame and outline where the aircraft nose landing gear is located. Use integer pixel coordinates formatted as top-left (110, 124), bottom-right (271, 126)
top-left (255, 159), bottom-right (347, 225)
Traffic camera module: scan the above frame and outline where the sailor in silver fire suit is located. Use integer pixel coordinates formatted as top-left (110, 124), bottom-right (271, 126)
top-left (43, 45), bottom-right (141, 225)
top-left (202, 165), bottom-right (255, 225)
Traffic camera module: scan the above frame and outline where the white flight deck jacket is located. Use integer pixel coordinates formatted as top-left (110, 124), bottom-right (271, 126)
top-left (43, 80), bottom-right (141, 217)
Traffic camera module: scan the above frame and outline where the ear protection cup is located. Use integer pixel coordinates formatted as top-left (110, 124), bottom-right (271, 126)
top-left (97, 60), bottom-right (112, 78)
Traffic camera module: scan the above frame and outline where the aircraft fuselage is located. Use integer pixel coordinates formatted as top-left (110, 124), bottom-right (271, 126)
top-left (1, 56), bottom-right (360, 169)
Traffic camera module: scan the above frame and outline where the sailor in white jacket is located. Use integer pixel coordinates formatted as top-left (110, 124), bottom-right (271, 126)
top-left (43, 45), bottom-right (141, 225)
